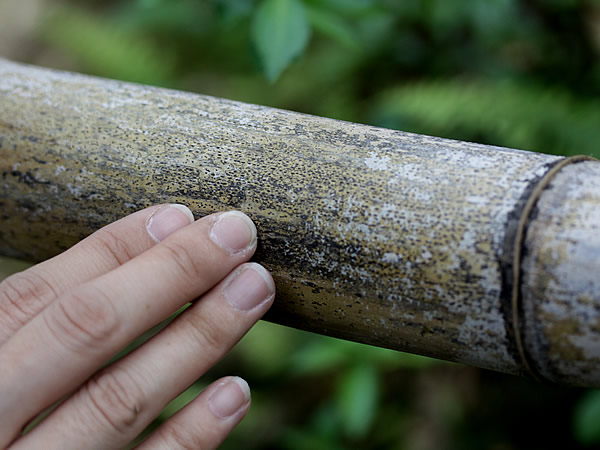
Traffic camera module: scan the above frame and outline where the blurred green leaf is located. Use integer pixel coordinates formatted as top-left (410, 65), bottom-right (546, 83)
top-left (213, 0), bottom-right (255, 26)
top-left (335, 363), bottom-right (379, 440)
top-left (289, 335), bottom-right (440, 375)
top-left (288, 338), bottom-right (349, 375)
top-left (251, 0), bottom-right (311, 81)
top-left (306, 0), bottom-right (377, 17)
top-left (116, 0), bottom-right (212, 35)
top-left (573, 390), bottom-right (600, 446)
top-left (282, 427), bottom-right (347, 450)
top-left (309, 402), bottom-right (343, 438)
top-left (281, 402), bottom-right (345, 449)
top-left (469, 0), bottom-right (519, 40)
top-left (372, 80), bottom-right (600, 157)
top-left (235, 321), bottom-right (302, 377)
top-left (306, 5), bottom-right (361, 50)
top-left (41, 7), bottom-right (174, 86)
top-left (353, 8), bottom-right (396, 50)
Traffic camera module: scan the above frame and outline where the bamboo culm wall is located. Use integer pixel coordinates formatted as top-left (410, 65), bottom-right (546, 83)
top-left (1, 59), bottom-right (599, 387)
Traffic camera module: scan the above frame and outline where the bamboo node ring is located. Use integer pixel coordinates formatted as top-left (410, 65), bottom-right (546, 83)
top-left (511, 154), bottom-right (598, 381)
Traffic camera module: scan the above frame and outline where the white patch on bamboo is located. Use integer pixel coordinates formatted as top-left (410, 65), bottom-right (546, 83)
top-left (364, 152), bottom-right (390, 171)
top-left (382, 252), bottom-right (402, 263)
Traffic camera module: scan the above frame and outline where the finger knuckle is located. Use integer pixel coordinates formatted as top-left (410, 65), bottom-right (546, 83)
top-left (91, 227), bottom-right (136, 267)
top-left (160, 240), bottom-right (207, 282)
top-left (0, 270), bottom-right (57, 332)
top-left (46, 287), bottom-right (120, 352)
top-left (0, 276), bottom-right (32, 330)
top-left (84, 368), bottom-right (145, 434)
top-left (180, 311), bottom-right (226, 354)
top-left (160, 419), bottom-right (210, 450)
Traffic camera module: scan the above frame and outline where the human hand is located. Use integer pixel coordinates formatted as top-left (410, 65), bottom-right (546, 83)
top-left (0, 204), bottom-right (275, 449)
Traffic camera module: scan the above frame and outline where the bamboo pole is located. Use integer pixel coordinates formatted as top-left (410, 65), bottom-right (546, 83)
top-left (0, 59), bottom-right (598, 386)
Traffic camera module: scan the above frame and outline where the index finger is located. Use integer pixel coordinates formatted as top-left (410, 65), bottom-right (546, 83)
top-left (0, 204), bottom-right (194, 344)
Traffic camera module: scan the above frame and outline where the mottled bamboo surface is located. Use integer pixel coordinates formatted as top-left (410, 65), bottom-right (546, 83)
top-left (1, 59), bottom-right (598, 386)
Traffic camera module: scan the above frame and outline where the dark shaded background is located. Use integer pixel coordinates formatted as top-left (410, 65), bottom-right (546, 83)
top-left (1, 0), bottom-right (599, 448)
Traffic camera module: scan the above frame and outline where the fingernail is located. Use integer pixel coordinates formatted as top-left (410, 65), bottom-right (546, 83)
top-left (208, 377), bottom-right (251, 419)
top-left (146, 204), bottom-right (194, 243)
top-left (209, 211), bottom-right (256, 255)
top-left (224, 263), bottom-right (274, 311)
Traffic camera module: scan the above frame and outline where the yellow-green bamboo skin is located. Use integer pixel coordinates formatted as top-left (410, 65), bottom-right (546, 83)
top-left (1, 59), bottom-right (598, 386)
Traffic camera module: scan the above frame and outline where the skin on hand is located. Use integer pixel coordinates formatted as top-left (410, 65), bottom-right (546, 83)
top-left (0, 204), bottom-right (275, 449)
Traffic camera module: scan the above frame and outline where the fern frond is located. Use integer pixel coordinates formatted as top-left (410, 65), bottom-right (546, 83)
top-left (372, 80), bottom-right (600, 158)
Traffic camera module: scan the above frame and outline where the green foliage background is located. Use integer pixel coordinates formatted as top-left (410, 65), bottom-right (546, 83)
top-left (4, 0), bottom-right (600, 448)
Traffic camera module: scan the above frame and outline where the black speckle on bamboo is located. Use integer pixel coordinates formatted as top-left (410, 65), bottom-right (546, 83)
top-left (1, 59), bottom-right (598, 386)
